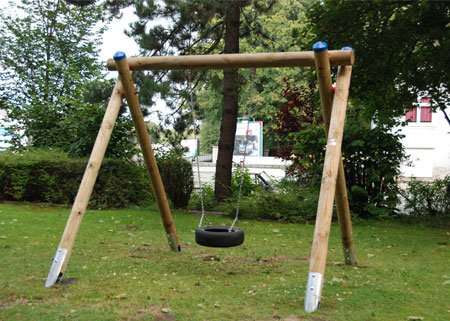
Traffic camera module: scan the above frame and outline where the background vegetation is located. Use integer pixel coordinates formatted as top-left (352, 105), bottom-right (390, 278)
top-left (0, 150), bottom-right (153, 208)
top-left (2, 0), bottom-right (448, 213)
top-left (0, 0), bottom-right (136, 160)
top-left (0, 0), bottom-right (450, 220)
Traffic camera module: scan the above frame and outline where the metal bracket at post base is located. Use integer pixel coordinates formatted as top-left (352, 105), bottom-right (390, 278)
top-left (304, 272), bottom-right (323, 313)
top-left (44, 248), bottom-right (67, 288)
top-left (166, 233), bottom-right (181, 252)
top-left (343, 247), bottom-right (356, 265)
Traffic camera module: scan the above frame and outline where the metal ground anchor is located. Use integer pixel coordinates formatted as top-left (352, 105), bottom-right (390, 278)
top-left (304, 272), bottom-right (323, 313)
top-left (45, 248), bottom-right (67, 288)
top-left (343, 247), bottom-right (356, 265)
top-left (166, 233), bottom-right (180, 252)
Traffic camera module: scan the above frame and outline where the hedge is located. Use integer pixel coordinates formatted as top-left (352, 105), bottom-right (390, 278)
top-left (0, 151), bottom-right (154, 208)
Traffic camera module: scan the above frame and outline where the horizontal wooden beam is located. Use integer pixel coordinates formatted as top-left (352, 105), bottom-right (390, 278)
top-left (106, 50), bottom-right (354, 71)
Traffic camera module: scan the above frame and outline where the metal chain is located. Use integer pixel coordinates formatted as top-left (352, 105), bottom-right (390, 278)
top-left (229, 68), bottom-right (256, 231)
top-left (190, 71), bottom-right (212, 228)
top-left (195, 129), bottom-right (212, 228)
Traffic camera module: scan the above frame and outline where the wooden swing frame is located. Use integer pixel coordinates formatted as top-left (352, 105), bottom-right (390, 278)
top-left (45, 42), bottom-right (356, 313)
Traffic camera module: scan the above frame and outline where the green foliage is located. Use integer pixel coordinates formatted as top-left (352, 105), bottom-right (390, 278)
top-left (305, 0), bottom-right (450, 126)
top-left (198, 0), bottom-right (312, 153)
top-left (51, 80), bottom-right (138, 160)
top-left (188, 176), bottom-right (319, 223)
top-left (231, 164), bottom-right (258, 198)
top-left (402, 176), bottom-right (450, 219)
top-left (0, 150), bottom-right (153, 208)
top-left (0, 1), bottom-right (135, 159)
top-left (292, 116), bottom-right (407, 219)
top-left (343, 120), bottom-right (407, 218)
top-left (188, 183), bottom-right (217, 211)
top-left (272, 79), bottom-right (407, 218)
top-left (156, 149), bottom-right (194, 208)
top-left (188, 165), bottom-right (258, 211)
top-left (236, 185), bottom-right (319, 222)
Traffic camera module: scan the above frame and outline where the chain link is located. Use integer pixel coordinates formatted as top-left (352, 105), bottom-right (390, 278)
top-left (229, 68), bottom-right (256, 231)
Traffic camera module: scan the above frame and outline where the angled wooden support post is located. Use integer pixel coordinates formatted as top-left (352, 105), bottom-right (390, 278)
top-left (45, 79), bottom-right (124, 287)
top-left (313, 42), bottom-right (356, 266)
top-left (304, 47), bottom-right (353, 312)
top-left (113, 51), bottom-right (180, 253)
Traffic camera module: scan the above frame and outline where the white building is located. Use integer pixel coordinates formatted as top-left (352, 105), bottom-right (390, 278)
top-left (397, 98), bottom-right (450, 180)
top-left (0, 110), bottom-right (12, 150)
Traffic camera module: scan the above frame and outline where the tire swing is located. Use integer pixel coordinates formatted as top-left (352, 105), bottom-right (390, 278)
top-left (194, 70), bottom-right (257, 248)
top-left (194, 146), bottom-right (246, 248)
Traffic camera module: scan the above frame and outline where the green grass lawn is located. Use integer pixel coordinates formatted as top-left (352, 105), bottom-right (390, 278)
top-left (0, 202), bottom-right (449, 320)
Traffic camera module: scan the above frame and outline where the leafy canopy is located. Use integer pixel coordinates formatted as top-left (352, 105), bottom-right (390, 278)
top-left (305, 0), bottom-right (450, 125)
top-left (0, 0), bottom-right (136, 159)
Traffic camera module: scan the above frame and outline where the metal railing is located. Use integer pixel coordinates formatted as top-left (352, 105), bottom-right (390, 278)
top-left (184, 153), bottom-right (213, 163)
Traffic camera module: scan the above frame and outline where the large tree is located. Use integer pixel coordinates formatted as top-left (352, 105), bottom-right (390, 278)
top-left (197, 0), bottom-right (312, 154)
top-left (0, 0), bottom-right (135, 158)
top-left (117, 0), bottom-right (275, 201)
top-left (305, 0), bottom-right (450, 126)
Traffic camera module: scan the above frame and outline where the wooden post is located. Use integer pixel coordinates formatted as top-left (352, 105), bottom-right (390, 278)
top-left (45, 79), bottom-right (124, 287)
top-left (106, 50), bottom-right (355, 71)
top-left (113, 51), bottom-right (180, 253)
top-left (304, 62), bottom-right (353, 313)
top-left (313, 42), bottom-right (356, 266)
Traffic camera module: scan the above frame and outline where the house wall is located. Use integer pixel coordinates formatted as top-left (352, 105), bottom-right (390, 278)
top-left (397, 105), bottom-right (450, 180)
top-left (0, 110), bottom-right (11, 150)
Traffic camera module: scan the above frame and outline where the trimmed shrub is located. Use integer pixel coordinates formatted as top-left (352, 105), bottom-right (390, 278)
top-left (188, 177), bottom-right (320, 223)
top-left (234, 185), bottom-right (319, 222)
top-left (0, 150), bottom-right (153, 208)
top-left (156, 150), bottom-right (194, 208)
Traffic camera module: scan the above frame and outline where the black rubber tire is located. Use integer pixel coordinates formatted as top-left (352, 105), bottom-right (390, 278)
top-left (195, 226), bottom-right (244, 248)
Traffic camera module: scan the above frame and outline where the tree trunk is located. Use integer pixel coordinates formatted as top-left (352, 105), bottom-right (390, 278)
top-left (439, 105), bottom-right (450, 127)
top-left (214, 2), bottom-right (240, 202)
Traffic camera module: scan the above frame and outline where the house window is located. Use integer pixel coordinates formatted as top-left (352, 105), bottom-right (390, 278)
top-left (405, 108), bottom-right (417, 122)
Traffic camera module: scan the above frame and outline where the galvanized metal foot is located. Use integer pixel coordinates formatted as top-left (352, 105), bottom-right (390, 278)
top-left (166, 233), bottom-right (181, 252)
top-left (304, 272), bottom-right (323, 313)
top-left (343, 247), bottom-right (356, 265)
top-left (45, 248), bottom-right (67, 287)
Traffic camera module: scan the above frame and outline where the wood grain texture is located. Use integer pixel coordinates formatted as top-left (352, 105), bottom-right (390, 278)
top-left (58, 79), bottom-right (124, 273)
top-left (309, 65), bottom-right (353, 275)
top-left (106, 50), bottom-right (355, 71)
top-left (313, 50), bottom-right (356, 261)
top-left (114, 57), bottom-right (180, 250)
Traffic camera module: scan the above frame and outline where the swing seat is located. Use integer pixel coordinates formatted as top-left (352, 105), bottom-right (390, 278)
top-left (195, 226), bottom-right (244, 248)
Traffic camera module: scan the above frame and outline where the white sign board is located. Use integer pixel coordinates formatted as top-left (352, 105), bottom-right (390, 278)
top-left (233, 120), bottom-right (263, 157)
top-left (181, 138), bottom-right (198, 157)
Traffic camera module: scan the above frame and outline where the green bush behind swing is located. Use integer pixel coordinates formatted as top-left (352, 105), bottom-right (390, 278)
top-left (0, 150), bottom-right (154, 208)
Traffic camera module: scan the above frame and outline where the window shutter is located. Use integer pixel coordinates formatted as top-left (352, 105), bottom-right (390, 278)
top-left (421, 97), bottom-right (431, 104)
top-left (420, 107), bottom-right (432, 122)
top-left (406, 107), bottom-right (417, 122)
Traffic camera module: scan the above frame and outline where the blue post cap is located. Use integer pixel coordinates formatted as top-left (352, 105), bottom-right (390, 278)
top-left (313, 41), bottom-right (328, 52)
top-left (341, 46), bottom-right (354, 51)
top-left (113, 51), bottom-right (126, 60)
